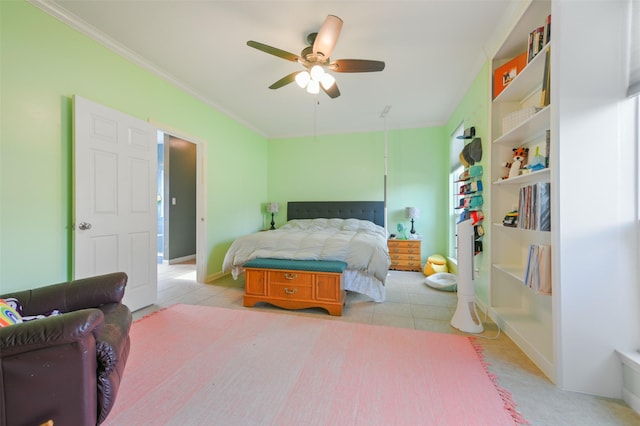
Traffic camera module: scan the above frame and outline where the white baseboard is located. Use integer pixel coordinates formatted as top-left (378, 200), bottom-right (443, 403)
top-left (617, 350), bottom-right (640, 415)
top-left (205, 271), bottom-right (229, 283)
top-left (623, 388), bottom-right (640, 415)
top-left (168, 254), bottom-right (196, 264)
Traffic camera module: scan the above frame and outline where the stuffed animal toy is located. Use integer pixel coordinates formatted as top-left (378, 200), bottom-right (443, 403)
top-left (502, 146), bottom-right (529, 179)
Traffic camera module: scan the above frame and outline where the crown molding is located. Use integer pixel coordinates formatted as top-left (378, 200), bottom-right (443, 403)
top-left (26, 0), bottom-right (266, 138)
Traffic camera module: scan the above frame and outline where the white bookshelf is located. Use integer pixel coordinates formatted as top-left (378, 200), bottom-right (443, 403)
top-left (493, 105), bottom-right (550, 147)
top-left (489, 305), bottom-right (554, 376)
top-left (489, 0), bottom-right (555, 381)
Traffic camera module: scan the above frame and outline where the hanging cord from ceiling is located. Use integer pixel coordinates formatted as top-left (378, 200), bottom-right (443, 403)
top-left (380, 105), bottom-right (391, 232)
top-left (313, 96), bottom-right (319, 143)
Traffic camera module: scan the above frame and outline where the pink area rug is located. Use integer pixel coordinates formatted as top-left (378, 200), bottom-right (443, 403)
top-left (104, 304), bottom-right (527, 425)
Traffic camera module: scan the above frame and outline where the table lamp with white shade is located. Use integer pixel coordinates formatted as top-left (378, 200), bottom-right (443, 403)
top-left (405, 207), bottom-right (420, 234)
top-left (267, 202), bottom-right (279, 230)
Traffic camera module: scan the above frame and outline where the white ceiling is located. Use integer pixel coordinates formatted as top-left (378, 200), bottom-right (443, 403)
top-left (35, 0), bottom-right (524, 139)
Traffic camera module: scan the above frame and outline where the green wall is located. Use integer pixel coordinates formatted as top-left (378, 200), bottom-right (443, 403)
top-left (267, 126), bottom-right (449, 264)
top-left (0, 1), bottom-right (266, 291)
top-left (1, 0), bottom-right (490, 295)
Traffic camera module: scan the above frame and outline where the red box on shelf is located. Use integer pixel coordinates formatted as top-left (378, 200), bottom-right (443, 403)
top-left (493, 52), bottom-right (528, 99)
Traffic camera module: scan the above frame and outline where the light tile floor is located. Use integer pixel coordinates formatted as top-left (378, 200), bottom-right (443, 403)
top-left (132, 261), bottom-right (640, 426)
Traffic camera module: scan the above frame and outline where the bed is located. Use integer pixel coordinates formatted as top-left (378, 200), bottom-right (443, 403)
top-left (222, 201), bottom-right (390, 303)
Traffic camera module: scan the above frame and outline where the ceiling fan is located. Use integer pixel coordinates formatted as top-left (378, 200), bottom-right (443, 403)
top-left (247, 15), bottom-right (385, 99)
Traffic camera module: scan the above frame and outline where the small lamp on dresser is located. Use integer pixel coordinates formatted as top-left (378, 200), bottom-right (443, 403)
top-left (267, 202), bottom-right (279, 230)
top-left (405, 207), bottom-right (420, 235)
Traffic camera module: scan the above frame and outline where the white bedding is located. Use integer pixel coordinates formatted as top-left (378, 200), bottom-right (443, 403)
top-left (222, 218), bottom-right (390, 302)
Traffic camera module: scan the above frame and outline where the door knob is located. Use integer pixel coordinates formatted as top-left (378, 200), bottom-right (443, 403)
top-left (78, 222), bottom-right (92, 230)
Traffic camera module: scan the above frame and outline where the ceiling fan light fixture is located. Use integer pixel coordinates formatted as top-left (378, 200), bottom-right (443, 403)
top-left (247, 14), bottom-right (384, 100)
top-left (295, 71), bottom-right (310, 88)
top-left (310, 65), bottom-right (324, 81)
top-left (307, 79), bottom-right (320, 94)
top-left (320, 73), bottom-right (335, 89)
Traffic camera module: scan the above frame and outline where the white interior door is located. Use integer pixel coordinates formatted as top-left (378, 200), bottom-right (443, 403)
top-left (74, 95), bottom-right (157, 311)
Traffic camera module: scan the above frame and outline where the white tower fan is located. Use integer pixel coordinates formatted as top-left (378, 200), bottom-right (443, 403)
top-left (450, 219), bottom-right (484, 333)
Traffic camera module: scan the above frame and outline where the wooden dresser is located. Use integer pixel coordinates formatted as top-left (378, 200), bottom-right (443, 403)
top-left (388, 239), bottom-right (422, 272)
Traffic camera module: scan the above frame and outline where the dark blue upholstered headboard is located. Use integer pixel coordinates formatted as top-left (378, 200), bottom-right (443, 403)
top-left (287, 201), bottom-right (385, 227)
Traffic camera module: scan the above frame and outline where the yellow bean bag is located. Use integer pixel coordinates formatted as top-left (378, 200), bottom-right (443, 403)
top-left (424, 254), bottom-right (448, 276)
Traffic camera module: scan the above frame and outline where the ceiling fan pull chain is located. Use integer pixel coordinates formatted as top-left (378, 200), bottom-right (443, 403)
top-left (314, 98), bottom-right (319, 143)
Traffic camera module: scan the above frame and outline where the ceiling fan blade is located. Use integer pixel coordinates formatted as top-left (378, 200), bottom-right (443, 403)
top-left (247, 40), bottom-right (299, 62)
top-left (322, 81), bottom-right (341, 99)
top-left (313, 15), bottom-right (343, 59)
top-left (330, 59), bottom-right (386, 73)
top-left (269, 71), bottom-right (300, 89)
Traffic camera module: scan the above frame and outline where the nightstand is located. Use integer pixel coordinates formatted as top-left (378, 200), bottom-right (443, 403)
top-left (388, 239), bottom-right (422, 272)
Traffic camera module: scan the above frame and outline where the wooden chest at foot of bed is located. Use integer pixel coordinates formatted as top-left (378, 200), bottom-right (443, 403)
top-left (242, 258), bottom-right (347, 316)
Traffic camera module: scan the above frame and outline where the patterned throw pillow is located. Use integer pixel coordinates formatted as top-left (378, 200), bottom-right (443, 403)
top-left (0, 297), bottom-right (60, 324)
top-left (0, 298), bottom-right (23, 327)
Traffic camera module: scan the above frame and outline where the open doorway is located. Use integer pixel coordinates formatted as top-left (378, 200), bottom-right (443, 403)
top-left (155, 126), bottom-right (207, 284)
top-left (158, 133), bottom-right (197, 264)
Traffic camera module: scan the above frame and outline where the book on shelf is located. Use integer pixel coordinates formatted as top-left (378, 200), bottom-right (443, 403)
top-left (537, 182), bottom-right (551, 231)
top-left (524, 244), bottom-right (551, 294)
top-left (545, 14), bottom-right (551, 44)
top-left (540, 47), bottom-right (551, 107)
top-left (528, 26), bottom-right (544, 62)
top-left (537, 26), bottom-right (545, 54)
top-left (527, 14), bottom-right (552, 63)
top-left (545, 129), bottom-right (550, 168)
top-left (517, 182), bottom-right (551, 231)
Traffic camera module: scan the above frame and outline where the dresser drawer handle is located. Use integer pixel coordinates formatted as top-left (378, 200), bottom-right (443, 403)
top-left (284, 287), bottom-right (298, 295)
top-left (284, 273), bottom-right (298, 280)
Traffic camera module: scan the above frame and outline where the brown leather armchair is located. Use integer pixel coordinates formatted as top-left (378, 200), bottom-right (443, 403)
top-left (0, 272), bottom-right (132, 426)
